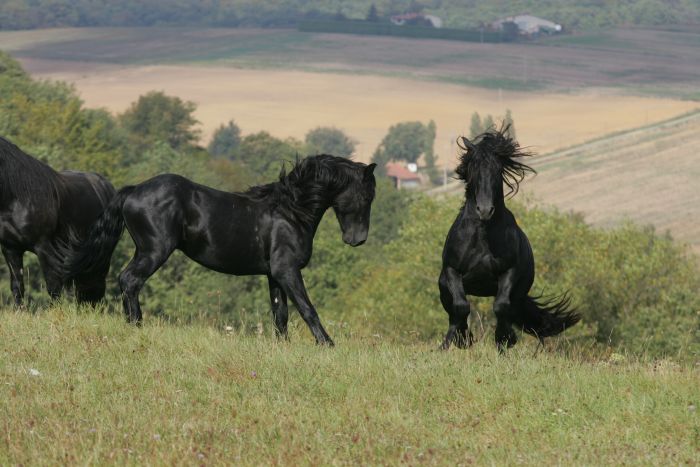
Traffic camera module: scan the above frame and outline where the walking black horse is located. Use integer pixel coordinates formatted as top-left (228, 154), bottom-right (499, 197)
top-left (65, 155), bottom-right (376, 345)
top-left (0, 136), bottom-right (116, 305)
top-left (439, 127), bottom-right (579, 351)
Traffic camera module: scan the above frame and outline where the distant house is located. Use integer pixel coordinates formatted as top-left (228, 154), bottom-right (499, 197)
top-left (390, 12), bottom-right (443, 28)
top-left (492, 14), bottom-right (562, 36)
top-left (386, 162), bottom-right (422, 190)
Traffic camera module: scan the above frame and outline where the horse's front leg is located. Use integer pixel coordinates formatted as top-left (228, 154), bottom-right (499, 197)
top-left (266, 275), bottom-right (289, 340)
top-left (2, 246), bottom-right (25, 306)
top-left (439, 266), bottom-right (472, 350)
top-left (271, 267), bottom-right (333, 346)
top-left (494, 267), bottom-right (518, 352)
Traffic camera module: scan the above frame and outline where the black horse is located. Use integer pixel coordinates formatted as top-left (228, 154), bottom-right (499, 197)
top-left (0, 136), bottom-right (116, 305)
top-left (66, 155), bottom-right (376, 345)
top-left (439, 128), bottom-right (580, 351)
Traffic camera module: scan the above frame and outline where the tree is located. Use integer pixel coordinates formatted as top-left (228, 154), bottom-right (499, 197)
top-left (208, 120), bottom-right (242, 159)
top-left (422, 120), bottom-right (441, 185)
top-left (119, 91), bottom-right (200, 151)
top-left (469, 112), bottom-right (482, 139)
top-left (482, 114), bottom-right (495, 131)
top-left (372, 121), bottom-right (437, 181)
top-left (366, 4), bottom-right (379, 22)
top-left (305, 126), bottom-right (356, 157)
top-left (231, 131), bottom-right (305, 182)
top-left (373, 121), bottom-right (429, 165)
top-left (503, 109), bottom-right (516, 139)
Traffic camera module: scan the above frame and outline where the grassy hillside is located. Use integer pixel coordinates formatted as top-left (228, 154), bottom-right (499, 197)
top-left (1, 305), bottom-right (698, 464)
top-left (2, 27), bottom-right (700, 98)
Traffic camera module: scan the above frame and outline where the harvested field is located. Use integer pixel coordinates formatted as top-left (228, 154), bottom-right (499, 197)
top-left (16, 59), bottom-right (697, 161)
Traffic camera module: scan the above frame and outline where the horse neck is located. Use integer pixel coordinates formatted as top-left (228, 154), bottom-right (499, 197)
top-left (291, 181), bottom-right (338, 234)
top-left (0, 147), bottom-right (64, 207)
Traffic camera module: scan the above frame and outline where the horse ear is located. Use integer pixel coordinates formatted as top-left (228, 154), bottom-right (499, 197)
top-left (460, 137), bottom-right (476, 152)
top-left (364, 163), bottom-right (377, 180)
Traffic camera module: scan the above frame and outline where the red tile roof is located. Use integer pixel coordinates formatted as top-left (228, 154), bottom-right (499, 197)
top-left (386, 162), bottom-right (421, 181)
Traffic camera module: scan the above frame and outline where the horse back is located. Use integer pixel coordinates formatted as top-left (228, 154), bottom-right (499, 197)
top-left (122, 174), bottom-right (272, 275)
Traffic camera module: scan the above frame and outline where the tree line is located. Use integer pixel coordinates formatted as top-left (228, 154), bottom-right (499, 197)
top-left (1, 0), bottom-right (699, 30)
top-left (0, 50), bottom-right (698, 358)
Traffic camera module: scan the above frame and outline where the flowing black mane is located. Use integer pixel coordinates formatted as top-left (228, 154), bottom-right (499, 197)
top-left (0, 136), bottom-right (65, 205)
top-left (244, 154), bottom-right (364, 227)
top-left (455, 126), bottom-right (535, 197)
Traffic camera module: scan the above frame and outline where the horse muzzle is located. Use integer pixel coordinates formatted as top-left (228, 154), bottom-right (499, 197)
top-left (343, 230), bottom-right (368, 247)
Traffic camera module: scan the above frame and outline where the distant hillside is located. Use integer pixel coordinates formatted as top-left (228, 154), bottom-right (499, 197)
top-left (1, 0), bottom-right (699, 30)
top-left (430, 110), bottom-right (700, 254)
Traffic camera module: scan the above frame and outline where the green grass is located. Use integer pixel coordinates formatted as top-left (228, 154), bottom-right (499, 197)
top-left (1, 305), bottom-right (698, 465)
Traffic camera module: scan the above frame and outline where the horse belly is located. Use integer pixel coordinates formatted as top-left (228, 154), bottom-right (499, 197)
top-left (180, 230), bottom-right (268, 276)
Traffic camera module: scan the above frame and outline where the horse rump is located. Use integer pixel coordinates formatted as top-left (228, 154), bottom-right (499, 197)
top-left (63, 186), bottom-right (135, 280)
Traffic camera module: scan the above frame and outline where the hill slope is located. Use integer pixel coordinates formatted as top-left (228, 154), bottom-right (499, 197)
top-left (430, 110), bottom-right (700, 254)
top-left (0, 306), bottom-right (698, 464)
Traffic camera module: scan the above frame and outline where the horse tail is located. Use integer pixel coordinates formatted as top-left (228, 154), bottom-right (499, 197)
top-left (513, 294), bottom-right (581, 340)
top-left (65, 186), bottom-right (135, 280)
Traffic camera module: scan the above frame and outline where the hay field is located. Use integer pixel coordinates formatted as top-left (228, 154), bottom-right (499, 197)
top-left (18, 59), bottom-right (697, 162)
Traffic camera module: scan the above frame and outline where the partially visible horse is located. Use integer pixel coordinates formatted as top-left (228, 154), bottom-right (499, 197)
top-left (0, 136), bottom-right (116, 305)
top-left (65, 155), bottom-right (376, 345)
top-left (439, 127), bottom-right (580, 351)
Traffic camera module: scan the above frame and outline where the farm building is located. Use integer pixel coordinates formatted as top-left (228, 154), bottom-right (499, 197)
top-left (492, 14), bottom-right (562, 36)
top-left (386, 162), bottom-right (423, 190)
top-left (390, 12), bottom-right (443, 28)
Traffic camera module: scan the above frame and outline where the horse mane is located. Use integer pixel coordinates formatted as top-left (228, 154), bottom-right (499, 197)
top-left (455, 125), bottom-right (535, 197)
top-left (243, 154), bottom-right (363, 227)
top-left (0, 136), bottom-right (65, 205)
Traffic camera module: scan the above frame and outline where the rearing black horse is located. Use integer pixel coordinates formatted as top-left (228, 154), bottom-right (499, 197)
top-left (66, 155), bottom-right (376, 345)
top-left (0, 136), bottom-right (116, 304)
top-left (439, 127), bottom-right (580, 351)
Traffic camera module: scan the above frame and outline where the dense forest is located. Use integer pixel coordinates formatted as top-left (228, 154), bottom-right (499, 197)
top-left (1, 0), bottom-right (699, 30)
top-left (0, 50), bottom-right (698, 358)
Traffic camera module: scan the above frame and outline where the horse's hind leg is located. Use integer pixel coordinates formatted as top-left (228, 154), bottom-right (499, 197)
top-left (119, 247), bottom-right (173, 324)
top-left (36, 250), bottom-right (64, 301)
top-left (74, 271), bottom-right (107, 305)
top-left (2, 246), bottom-right (25, 306)
top-left (439, 267), bottom-right (472, 350)
top-left (267, 275), bottom-right (289, 339)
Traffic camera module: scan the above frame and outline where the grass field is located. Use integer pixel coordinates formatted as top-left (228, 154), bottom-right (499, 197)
top-left (1, 304), bottom-right (698, 465)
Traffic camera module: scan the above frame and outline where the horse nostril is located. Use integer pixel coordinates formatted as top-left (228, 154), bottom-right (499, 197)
top-left (488, 206), bottom-right (495, 217)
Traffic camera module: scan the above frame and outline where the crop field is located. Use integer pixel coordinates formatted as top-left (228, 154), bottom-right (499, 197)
top-left (3, 27), bottom-right (700, 96)
top-left (1, 305), bottom-right (698, 465)
top-left (2, 27), bottom-right (698, 159)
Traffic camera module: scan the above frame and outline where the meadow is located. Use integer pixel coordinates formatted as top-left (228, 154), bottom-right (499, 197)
top-left (1, 304), bottom-right (698, 465)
